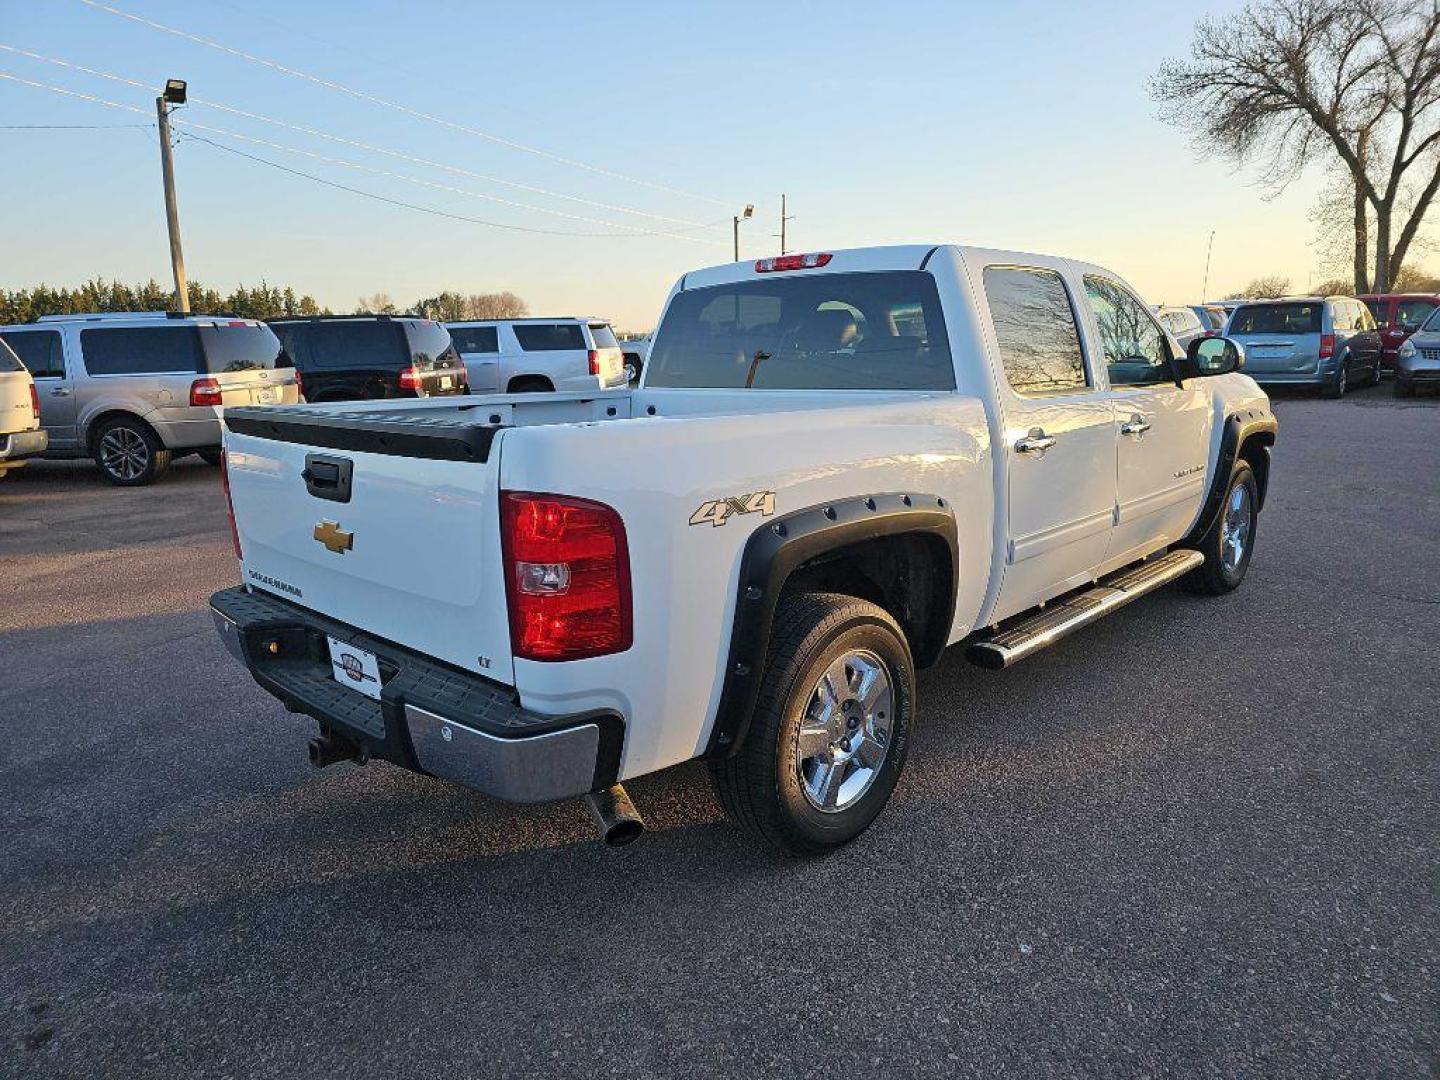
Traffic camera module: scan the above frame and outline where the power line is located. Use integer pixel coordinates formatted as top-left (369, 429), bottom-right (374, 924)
top-left (0, 63), bottom-right (721, 241)
top-left (73, 0), bottom-right (731, 206)
top-left (0, 45), bottom-right (726, 231)
top-left (0, 69), bottom-right (724, 243)
top-left (0, 122), bottom-right (150, 128)
top-left (180, 132), bottom-right (706, 239)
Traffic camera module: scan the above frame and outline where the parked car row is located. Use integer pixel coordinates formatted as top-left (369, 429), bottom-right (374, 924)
top-left (0, 311), bottom-right (630, 484)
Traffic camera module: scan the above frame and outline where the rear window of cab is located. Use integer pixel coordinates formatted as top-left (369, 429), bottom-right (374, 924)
top-left (645, 271), bottom-right (955, 390)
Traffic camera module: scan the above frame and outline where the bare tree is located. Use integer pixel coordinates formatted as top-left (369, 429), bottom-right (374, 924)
top-left (1227, 275), bottom-right (1294, 299)
top-left (1153, 0), bottom-right (1440, 292)
top-left (355, 292), bottom-right (397, 315)
top-left (464, 292), bottom-right (529, 320)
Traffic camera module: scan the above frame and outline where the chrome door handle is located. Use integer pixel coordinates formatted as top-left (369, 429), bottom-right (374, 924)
top-left (49, 387), bottom-right (72, 397)
top-left (1014, 429), bottom-right (1057, 456)
top-left (1120, 415), bottom-right (1151, 437)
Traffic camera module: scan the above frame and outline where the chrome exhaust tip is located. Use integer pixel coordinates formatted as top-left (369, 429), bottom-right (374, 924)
top-left (585, 783), bottom-right (645, 847)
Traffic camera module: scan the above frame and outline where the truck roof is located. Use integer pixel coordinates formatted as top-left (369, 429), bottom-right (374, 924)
top-left (678, 243), bottom-right (1122, 291)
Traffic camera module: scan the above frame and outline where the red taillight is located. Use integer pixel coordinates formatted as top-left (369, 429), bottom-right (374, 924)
top-left (190, 376), bottom-right (222, 407)
top-left (28, 381), bottom-right (39, 421)
top-left (293, 369), bottom-right (305, 401)
top-left (755, 252), bottom-right (833, 273)
top-left (398, 365), bottom-right (422, 393)
top-left (1319, 333), bottom-right (1336, 359)
top-left (587, 349), bottom-right (600, 376)
top-left (500, 491), bottom-right (631, 661)
top-left (219, 449), bottom-right (242, 559)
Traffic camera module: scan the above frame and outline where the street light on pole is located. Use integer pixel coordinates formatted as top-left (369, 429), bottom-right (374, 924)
top-left (1201, 229), bottom-right (1216, 302)
top-left (733, 204), bottom-right (753, 262)
top-left (156, 77), bottom-right (189, 313)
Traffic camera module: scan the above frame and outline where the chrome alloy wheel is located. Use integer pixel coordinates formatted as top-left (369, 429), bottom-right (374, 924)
top-left (795, 649), bottom-right (894, 813)
top-left (99, 427), bottom-right (149, 481)
top-left (1221, 482), bottom-right (1252, 572)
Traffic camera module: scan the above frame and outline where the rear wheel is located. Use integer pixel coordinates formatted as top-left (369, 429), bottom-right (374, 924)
top-left (1182, 462), bottom-right (1258, 595)
top-left (709, 592), bottom-right (915, 854)
top-left (1367, 356), bottom-right (1383, 386)
top-left (196, 447), bottom-right (223, 466)
top-left (1394, 377), bottom-right (1416, 398)
top-left (94, 416), bottom-right (170, 486)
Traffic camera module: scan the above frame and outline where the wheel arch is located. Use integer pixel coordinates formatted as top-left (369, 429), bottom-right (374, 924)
top-left (507, 373), bottom-right (555, 393)
top-left (1184, 409), bottom-right (1278, 546)
top-left (85, 408), bottom-right (161, 454)
top-left (704, 492), bottom-right (958, 758)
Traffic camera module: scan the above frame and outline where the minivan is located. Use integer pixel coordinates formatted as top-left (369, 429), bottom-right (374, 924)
top-left (0, 312), bottom-right (300, 485)
top-left (1224, 296), bottom-right (1382, 398)
top-left (269, 316), bottom-right (468, 402)
top-left (445, 317), bottom-right (627, 393)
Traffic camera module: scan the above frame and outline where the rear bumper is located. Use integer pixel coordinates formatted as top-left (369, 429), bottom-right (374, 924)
top-left (1248, 371), bottom-right (1329, 386)
top-left (0, 427), bottom-right (48, 464)
top-left (209, 585), bottom-right (622, 802)
top-left (149, 412), bottom-right (223, 450)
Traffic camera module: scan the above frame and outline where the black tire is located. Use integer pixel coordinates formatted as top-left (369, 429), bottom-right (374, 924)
top-left (1367, 357), bottom-right (1383, 386)
top-left (1181, 462), bottom-right (1258, 595)
top-left (93, 416), bottom-right (171, 486)
top-left (709, 592), bottom-right (915, 854)
top-left (1322, 360), bottom-right (1348, 399)
top-left (196, 447), bottom-right (223, 466)
top-left (1394, 378), bottom-right (1415, 398)
top-left (508, 376), bottom-right (554, 394)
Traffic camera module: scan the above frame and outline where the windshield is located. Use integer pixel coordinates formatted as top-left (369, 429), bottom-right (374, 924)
top-left (646, 271), bottom-right (955, 390)
top-left (1229, 303), bottom-right (1321, 335)
top-left (1422, 307), bottom-right (1440, 332)
top-left (199, 324), bottom-right (288, 372)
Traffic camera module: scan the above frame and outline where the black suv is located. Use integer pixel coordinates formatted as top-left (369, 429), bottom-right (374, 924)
top-left (269, 316), bottom-right (468, 402)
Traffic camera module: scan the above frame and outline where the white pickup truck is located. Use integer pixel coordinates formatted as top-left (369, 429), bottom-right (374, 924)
top-left (211, 245), bottom-right (1276, 853)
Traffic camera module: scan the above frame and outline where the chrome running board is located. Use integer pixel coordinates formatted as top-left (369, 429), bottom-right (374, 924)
top-left (966, 549), bottom-right (1204, 670)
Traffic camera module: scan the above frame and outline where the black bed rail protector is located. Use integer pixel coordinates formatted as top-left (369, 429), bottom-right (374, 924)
top-left (224, 405), bottom-right (503, 462)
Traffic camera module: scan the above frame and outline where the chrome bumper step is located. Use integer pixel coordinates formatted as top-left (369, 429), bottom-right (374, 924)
top-left (966, 549), bottom-right (1204, 670)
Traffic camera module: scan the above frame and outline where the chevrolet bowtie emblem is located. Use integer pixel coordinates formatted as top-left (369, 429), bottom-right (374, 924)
top-left (313, 520), bottom-right (354, 554)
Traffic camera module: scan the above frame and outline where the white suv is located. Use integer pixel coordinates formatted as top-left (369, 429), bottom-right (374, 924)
top-left (445, 318), bottom-right (626, 393)
top-left (0, 337), bottom-right (47, 478)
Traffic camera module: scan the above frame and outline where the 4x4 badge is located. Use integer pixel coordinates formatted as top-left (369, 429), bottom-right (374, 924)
top-left (689, 491), bottom-right (776, 528)
top-left (313, 520), bottom-right (354, 554)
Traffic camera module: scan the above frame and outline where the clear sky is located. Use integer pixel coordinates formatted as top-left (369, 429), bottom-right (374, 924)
top-left (1, 0), bottom-right (1357, 329)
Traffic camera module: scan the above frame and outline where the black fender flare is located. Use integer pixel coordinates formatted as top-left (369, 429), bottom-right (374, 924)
top-left (704, 492), bottom-right (958, 758)
top-left (1183, 408), bottom-right (1278, 546)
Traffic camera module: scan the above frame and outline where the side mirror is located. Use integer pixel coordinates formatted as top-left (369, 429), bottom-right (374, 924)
top-left (1178, 335), bottom-right (1244, 379)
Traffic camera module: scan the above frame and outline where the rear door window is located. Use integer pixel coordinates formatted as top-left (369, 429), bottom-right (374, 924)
top-left (304, 321), bottom-right (408, 370)
top-left (513, 323), bottom-right (586, 351)
top-left (80, 326), bottom-right (203, 375)
top-left (588, 323), bottom-right (620, 349)
top-left (450, 326), bottom-right (499, 353)
top-left (1229, 304), bottom-right (1322, 335)
top-left (646, 270), bottom-right (955, 390)
top-left (0, 330), bottom-right (64, 378)
top-left (403, 320), bottom-right (457, 365)
top-left (982, 266), bottom-right (1088, 395)
top-left (199, 324), bottom-right (287, 372)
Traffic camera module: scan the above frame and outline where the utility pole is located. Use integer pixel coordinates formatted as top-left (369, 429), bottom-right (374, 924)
top-left (1201, 229), bottom-right (1215, 301)
top-left (778, 193), bottom-right (795, 255)
top-left (156, 78), bottom-right (189, 312)
top-left (733, 203), bottom-right (753, 262)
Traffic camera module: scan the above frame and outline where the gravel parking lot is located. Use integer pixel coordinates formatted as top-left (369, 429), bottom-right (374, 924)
top-left (1, 386), bottom-right (1436, 1079)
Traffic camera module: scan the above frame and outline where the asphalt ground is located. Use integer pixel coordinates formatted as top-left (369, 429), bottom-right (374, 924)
top-left (1, 383), bottom-right (1436, 1078)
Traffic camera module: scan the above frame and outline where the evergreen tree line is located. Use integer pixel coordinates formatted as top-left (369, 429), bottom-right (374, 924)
top-left (0, 279), bottom-right (328, 325)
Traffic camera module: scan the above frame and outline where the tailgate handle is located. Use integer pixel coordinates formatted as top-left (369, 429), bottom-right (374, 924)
top-left (301, 454), bottom-right (353, 503)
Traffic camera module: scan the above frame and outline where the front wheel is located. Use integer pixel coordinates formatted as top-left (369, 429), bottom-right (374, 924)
top-left (1394, 378), bottom-right (1416, 398)
top-left (1182, 462), bottom-right (1258, 595)
top-left (709, 592), bottom-right (915, 854)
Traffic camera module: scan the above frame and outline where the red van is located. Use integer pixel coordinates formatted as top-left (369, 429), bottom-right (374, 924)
top-left (1358, 293), bottom-right (1440, 370)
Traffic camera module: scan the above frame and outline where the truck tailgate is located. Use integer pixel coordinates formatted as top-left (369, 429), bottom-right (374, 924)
top-left (222, 404), bottom-right (514, 684)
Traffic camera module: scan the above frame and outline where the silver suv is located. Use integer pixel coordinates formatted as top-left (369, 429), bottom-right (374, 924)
top-left (0, 312), bottom-right (300, 485)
